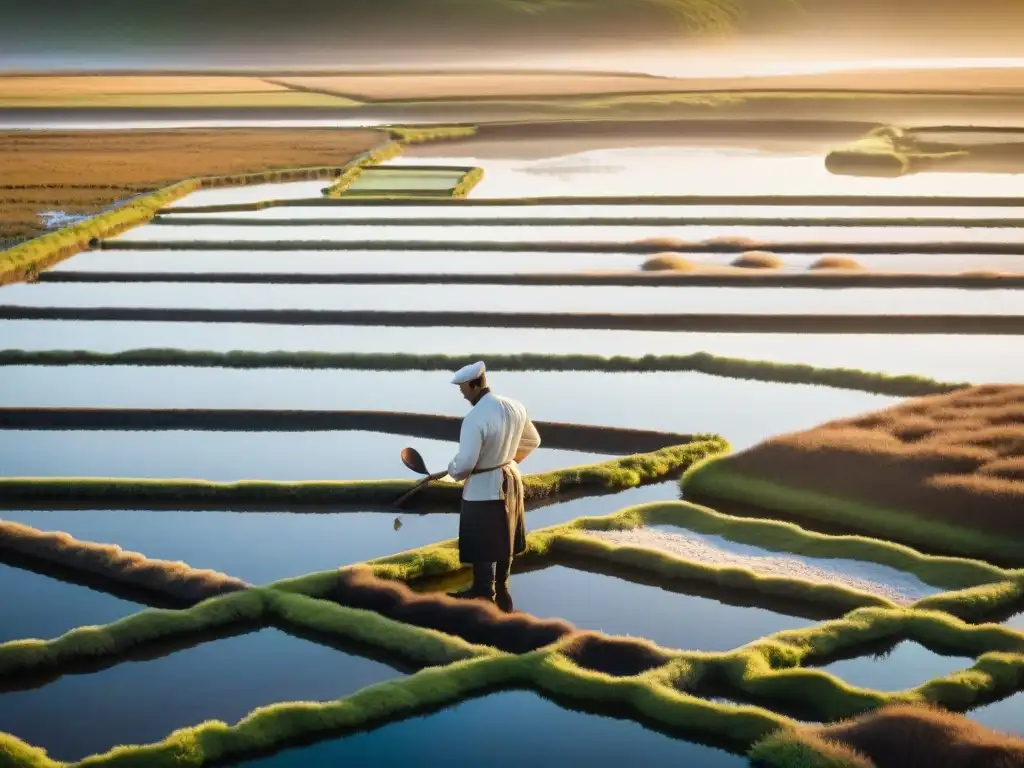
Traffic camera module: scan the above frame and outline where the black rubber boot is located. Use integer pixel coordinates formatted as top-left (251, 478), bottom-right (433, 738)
top-left (448, 563), bottom-right (495, 601)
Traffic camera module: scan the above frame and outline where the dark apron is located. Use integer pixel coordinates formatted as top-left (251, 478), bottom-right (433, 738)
top-left (458, 462), bottom-right (527, 564)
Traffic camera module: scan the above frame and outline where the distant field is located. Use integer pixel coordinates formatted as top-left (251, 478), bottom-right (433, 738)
top-left (0, 128), bottom-right (383, 241)
top-left (3, 68), bottom-right (1024, 109)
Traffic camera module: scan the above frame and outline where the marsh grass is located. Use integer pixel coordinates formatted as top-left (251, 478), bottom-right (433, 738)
top-left (0, 520), bottom-right (247, 603)
top-left (751, 702), bottom-right (1024, 768)
top-left (0, 128), bottom-right (384, 241)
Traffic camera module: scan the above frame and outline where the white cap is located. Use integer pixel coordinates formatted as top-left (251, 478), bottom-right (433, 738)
top-left (451, 360), bottom-right (486, 385)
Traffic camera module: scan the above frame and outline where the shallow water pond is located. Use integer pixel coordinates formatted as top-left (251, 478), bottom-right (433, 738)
top-left (5, 322), bottom-right (1021, 382)
top-left (969, 691), bottom-right (1024, 735)
top-left (635, 523), bottom-right (942, 604)
top-left (3, 486), bottom-right (678, 585)
top-left (48, 248), bottom-right (1024, 275)
top-left (109, 220), bottom-right (1024, 244)
top-left (1, 430), bottom-right (602, 482)
top-left (808, 640), bottom-right (975, 692)
top-left (232, 689), bottom-right (747, 767)
top-left (5, 282), bottom-right (1020, 316)
top-left (421, 564), bottom-right (822, 653)
top-left (157, 203), bottom-right (1024, 222)
top-left (0, 561), bottom-right (144, 643)
top-left (50, 249), bottom-right (649, 275)
top-left (0, 627), bottom-right (402, 762)
top-left (0, 368), bottom-right (899, 451)
top-left (382, 147), bottom-right (1024, 199)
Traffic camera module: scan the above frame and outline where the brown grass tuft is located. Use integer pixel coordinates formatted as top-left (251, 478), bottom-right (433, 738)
top-left (329, 566), bottom-right (573, 654)
top-left (0, 520), bottom-right (248, 602)
top-left (813, 702), bottom-right (1024, 768)
top-left (558, 632), bottom-right (673, 677)
top-left (641, 253), bottom-right (696, 271)
top-left (704, 385), bottom-right (1024, 538)
top-left (732, 250), bottom-right (783, 269)
top-left (810, 255), bottom-right (865, 270)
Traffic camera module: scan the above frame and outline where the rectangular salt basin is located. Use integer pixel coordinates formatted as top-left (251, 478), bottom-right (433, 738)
top-left (236, 690), bottom-right (747, 768)
top-left (424, 564), bottom-right (822, 652)
top-left (0, 431), bottom-right (602, 482)
top-left (3, 486), bottom-right (680, 585)
top-left (637, 524), bottom-right (943, 604)
top-left (47, 249), bottom-right (1024, 275)
top-left (156, 204), bottom-right (1024, 222)
top-left (109, 221), bottom-right (1024, 244)
top-left (0, 369), bottom-right (900, 451)
top-left (385, 149), bottom-right (1024, 199)
top-left (5, 323), bottom-right (1022, 383)
top-left (5, 283), bottom-right (1021, 316)
top-left (0, 627), bottom-right (402, 762)
top-left (809, 640), bottom-right (975, 692)
top-left (49, 249), bottom-right (648, 275)
top-left (162, 180), bottom-right (330, 208)
top-left (0, 562), bottom-right (144, 644)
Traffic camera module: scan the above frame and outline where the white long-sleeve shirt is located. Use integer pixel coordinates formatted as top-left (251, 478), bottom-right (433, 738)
top-left (447, 392), bottom-right (541, 501)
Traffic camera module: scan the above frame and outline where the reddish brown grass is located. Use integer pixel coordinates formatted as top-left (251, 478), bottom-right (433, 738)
top-left (0, 521), bottom-right (247, 603)
top-left (717, 385), bottom-right (1024, 537)
top-left (0, 128), bottom-right (383, 240)
top-left (810, 703), bottom-right (1024, 768)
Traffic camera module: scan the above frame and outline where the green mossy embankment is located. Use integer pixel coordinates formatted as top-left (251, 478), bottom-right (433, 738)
top-left (0, 435), bottom-right (728, 510)
top-left (681, 456), bottom-right (1024, 567)
top-left (0, 349), bottom-right (969, 397)
top-left (320, 141), bottom-right (405, 197)
top-left (451, 167), bottom-right (484, 198)
top-left (0, 181), bottom-right (199, 285)
top-left (562, 499), bottom-right (1012, 596)
top-left (386, 125), bottom-right (478, 144)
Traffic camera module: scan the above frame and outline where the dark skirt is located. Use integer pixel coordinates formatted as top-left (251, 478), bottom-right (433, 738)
top-left (458, 474), bottom-right (527, 564)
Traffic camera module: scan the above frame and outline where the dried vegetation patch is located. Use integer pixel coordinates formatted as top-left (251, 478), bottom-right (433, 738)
top-left (0, 128), bottom-right (383, 240)
top-left (695, 385), bottom-right (1024, 540)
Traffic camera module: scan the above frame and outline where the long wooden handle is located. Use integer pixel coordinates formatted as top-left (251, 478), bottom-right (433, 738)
top-left (394, 471), bottom-right (448, 508)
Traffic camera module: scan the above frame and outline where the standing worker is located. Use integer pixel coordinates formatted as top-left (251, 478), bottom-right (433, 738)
top-left (446, 361), bottom-right (541, 606)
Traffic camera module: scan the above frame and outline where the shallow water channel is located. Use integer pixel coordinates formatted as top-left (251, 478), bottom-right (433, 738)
top-left (2, 485), bottom-right (675, 585)
top-left (0, 627), bottom-right (403, 762)
top-left (50, 248), bottom-right (1024, 275)
top-left (0, 430), bottom-right (600, 482)
top-left (231, 690), bottom-right (747, 767)
top-left (5, 282), bottom-right (1021, 315)
top-left (0, 368), bottom-right (899, 451)
top-left (4, 322), bottom-right (1021, 382)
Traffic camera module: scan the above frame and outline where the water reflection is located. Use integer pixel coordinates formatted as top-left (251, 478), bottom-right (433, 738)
top-left (0, 627), bottom-right (402, 762)
top-left (234, 690), bottom-right (747, 767)
top-left (807, 639), bottom-right (975, 692)
top-left (0, 368), bottom-right (899, 450)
